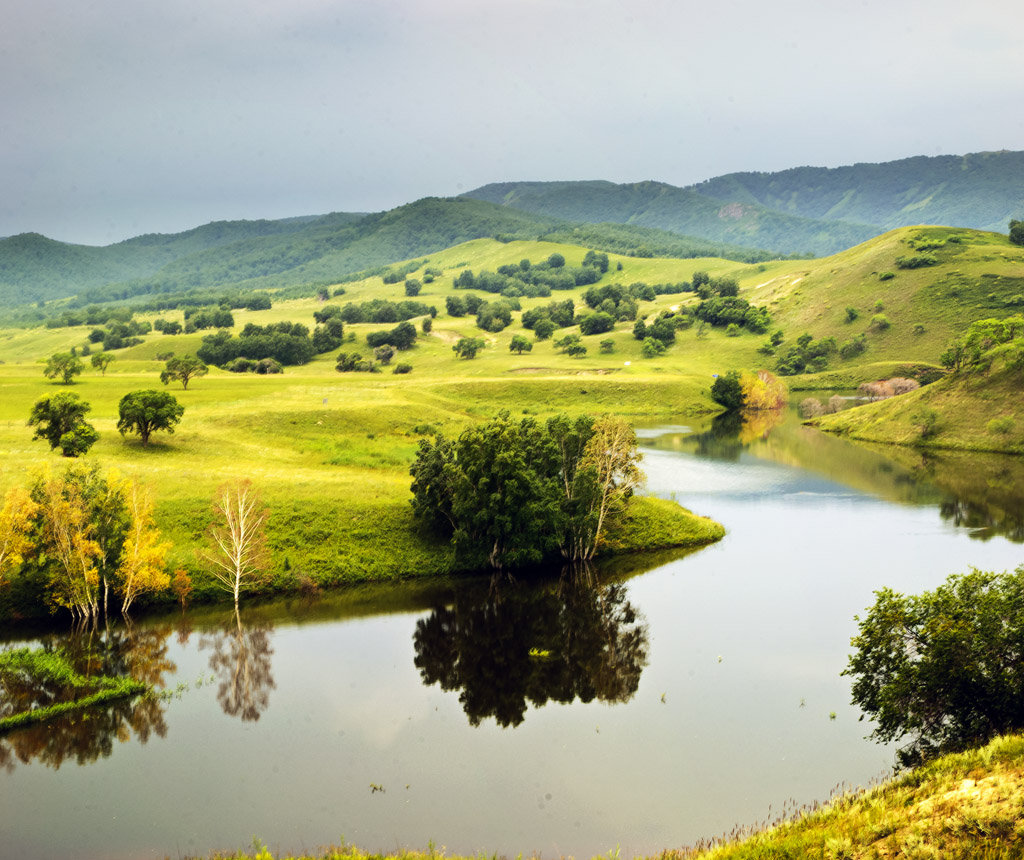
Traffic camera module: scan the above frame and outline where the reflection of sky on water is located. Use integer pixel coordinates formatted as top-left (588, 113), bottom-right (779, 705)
top-left (5, 422), bottom-right (1024, 860)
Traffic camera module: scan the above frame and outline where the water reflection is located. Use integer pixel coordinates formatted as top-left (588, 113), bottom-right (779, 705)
top-left (200, 608), bottom-right (276, 722)
top-left (0, 623), bottom-right (175, 771)
top-left (686, 409), bottom-right (787, 462)
top-left (414, 570), bottom-right (649, 727)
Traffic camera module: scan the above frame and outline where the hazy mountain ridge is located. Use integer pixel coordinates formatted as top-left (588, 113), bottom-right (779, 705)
top-left (688, 149), bottom-right (1024, 231)
top-left (463, 179), bottom-right (881, 257)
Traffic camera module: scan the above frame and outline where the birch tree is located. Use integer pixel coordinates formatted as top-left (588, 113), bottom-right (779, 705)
top-left (114, 479), bottom-right (171, 614)
top-left (204, 480), bottom-right (269, 608)
top-left (0, 487), bottom-right (38, 589)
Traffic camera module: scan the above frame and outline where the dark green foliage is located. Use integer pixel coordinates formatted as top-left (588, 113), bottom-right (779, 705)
top-left (775, 334), bottom-right (838, 375)
top-left (582, 284), bottom-right (640, 320)
top-left (521, 299), bottom-right (575, 331)
top-left (445, 295), bottom-right (466, 317)
top-left (335, 352), bottom-right (377, 373)
top-left (840, 334), bottom-right (868, 359)
top-left (578, 312), bottom-right (615, 336)
top-left (1011, 220), bottom-right (1024, 247)
top-left (695, 296), bottom-right (771, 333)
top-left (599, 339), bottom-right (614, 354)
top-left (197, 323), bottom-right (314, 366)
top-left (338, 298), bottom-right (430, 324)
top-left (183, 305), bottom-right (234, 332)
top-left (846, 306), bottom-right (860, 322)
top-left (404, 279), bottom-right (422, 297)
top-left (312, 304), bottom-right (343, 324)
top-left (533, 319), bottom-right (556, 340)
top-left (896, 253), bottom-right (939, 270)
top-left (844, 567), bottom-right (1024, 767)
top-left (421, 317), bottom-right (432, 333)
top-left (116, 390), bottom-right (185, 446)
top-left (582, 250), bottom-right (609, 272)
top-left (632, 319), bottom-right (647, 340)
top-left (547, 252), bottom-right (565, 268)
top-left (393, 363), bottom-right (412, 374)
top-left (153, 318), bottom-right (182, 335)
top-left (710, 371), bottom-right (744, 411)
top-left (554, 333), bottom-right (582, 353)
top-left (509, 334), bottom-right (533, 354)
top-left (414, 578), bottom-right (647, 727)
top-left (366, 320), bottom-right (417, 350)
top-left (878, 271), bottom-right (895, 281)
top-left (311, 318), bottom-right (344, 353)
top-left (640, 337), bottom-right (666, 358)
top-left (939, 315), bottom-right (1024, 374)
top-left (453, 337), bottom-right (486, 359)
top-left (475, 300), bottom-right (514, 333)
top-left (27, 392), bottom-right (98, 457)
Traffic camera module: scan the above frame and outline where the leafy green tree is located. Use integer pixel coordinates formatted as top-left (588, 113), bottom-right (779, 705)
top-left (374, 345), bottom-right (396, 365)
top-left (44, 353), bottom-right (84, 384)
top-left (711, 371), bottom-right (745, 411)
top-left (28, 393), bottom-right (98, 457)
top-left (844, 568), bottom-right (1024, 767)
top-left (160, 354), bottom-right (208, 390)
top-left (404, 279), bottom-right (422, 297)
top-left (579, 312), bottom-right (615, 336)
top-left (1008, 219), bottom-right (1023, 246)
top-left (640, 337), bottom-right (666, 358)
top-left (90, 353), bottom-right (115, 375)
top-left (509, 335), bottom-right (533, 354)
top-left (600, 339), bottom-right (614, 354)
top-left (534, 319), bottom-right (556, 340)
top-left (547, 253), bottom-right (566, 269)
top-left (116, 390), bottom-right (185, 447)
top-left (453, 337), bottom-right (486, 359)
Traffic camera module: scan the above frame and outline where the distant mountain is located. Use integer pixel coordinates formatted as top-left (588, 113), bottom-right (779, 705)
top-left (464, 151), bottom-right (1024, 258)
top-left (463, 180), bottom-right (881, 257)
top-left (0, 198), bottom-right (771, 310)
top-left (688, 150), bottom-right (1024, 233)
top-left (0, 213), bottom-right (365, 306)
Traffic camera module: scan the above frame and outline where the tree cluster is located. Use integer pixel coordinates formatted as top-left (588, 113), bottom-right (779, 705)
top-left (774, 332), bottom-right (838, 375)
top-left (845, 567), bottom-right (1024, 767)
top-left (940, 315), bottom-right (1024, 374)
top-left (366, 320), bottom-right (417, 350)
top-left (410, 413), bottom-right (642, 569)
top-left (197, 320), bottom-right (333, 366)
top-left (334, 298), bottom-right (433, 324)
top-left (694, 296), bottom-right (771, 334)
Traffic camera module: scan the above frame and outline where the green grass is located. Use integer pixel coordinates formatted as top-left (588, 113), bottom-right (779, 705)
top-left (0, 647), bottom-right (149, 731)
top-left (3, 227), bottom-right (1023, 614)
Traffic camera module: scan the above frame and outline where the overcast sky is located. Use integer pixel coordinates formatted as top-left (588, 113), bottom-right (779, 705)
top-left (2, 0), bottom-right (1021, 246)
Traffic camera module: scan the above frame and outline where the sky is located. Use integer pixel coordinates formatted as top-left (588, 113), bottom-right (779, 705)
top-left (2, 0), bottom-right (1021, 246)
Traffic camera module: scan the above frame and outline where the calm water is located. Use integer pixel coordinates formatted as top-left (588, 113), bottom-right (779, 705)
top-left (2, 409), bottom-right (1023, 860)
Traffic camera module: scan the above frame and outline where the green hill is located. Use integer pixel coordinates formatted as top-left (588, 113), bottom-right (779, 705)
top-left (690, 149), bottom-right (1024, 233)
top-left (464, 179), bottom-right (880, 256)
top-left (0, 199), bottom-right (773, 313)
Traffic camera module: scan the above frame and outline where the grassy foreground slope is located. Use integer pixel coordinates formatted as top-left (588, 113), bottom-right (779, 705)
top-left (176, 734), bottom-right (1024, 859)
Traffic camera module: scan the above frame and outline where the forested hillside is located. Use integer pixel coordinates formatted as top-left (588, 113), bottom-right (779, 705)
top-left (689, 149), bottom-right (1024, 232)
top-left (464, 180), bottom-right (880, 256)
top-left (0, 199), bottom-right (772, 312)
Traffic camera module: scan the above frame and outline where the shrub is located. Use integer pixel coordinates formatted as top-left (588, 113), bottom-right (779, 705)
top-left (393, 363), bottom-right (413, 374)
top-left (640, 337), bottom-right (665, 358)
top-left (895, 254), bottom-right (939, 269)
top-left (710, 371), bottom-right (744, 410)
top-left (987, 416), bottom-right (1014, 435)
top-left (845, 307), bottom-right (859, 323)
top-left (869, 314), bottom-right (891, 332)
top-left (599, 339), bottom-right (614, 354)
top-left (878, 271), bottom-right (895, 281)
top-left (725, 323), bottom-right (741, 337)
top-left (844, 567), bottom-right (1024, 766)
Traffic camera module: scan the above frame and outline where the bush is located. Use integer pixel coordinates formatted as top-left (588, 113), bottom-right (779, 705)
top-left (393, 363), bottom-right (413, 374)
top-left (869, 314), bottom-right (891, 332)
top-left (845, 307), bottom-right (859, 323)
top-left (725, 323), bottom-right (741, 337)
top-left (895, 254), bottom-right (939, 269)
top-left (710, 371), bottom-right (744, 410)
top-left (844, 567), bottom-right (1024, 766)
top-left (878, 271), bottom-right (895, 281)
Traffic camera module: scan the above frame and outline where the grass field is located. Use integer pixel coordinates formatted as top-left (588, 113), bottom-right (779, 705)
top-left (2, 228), bottom-right (1021, 613)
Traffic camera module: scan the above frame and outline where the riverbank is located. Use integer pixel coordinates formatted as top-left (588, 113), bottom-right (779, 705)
top-left (812, 367), bottom-right (1024, 455)
top-left (171, 733), bottom-right (1024, 860)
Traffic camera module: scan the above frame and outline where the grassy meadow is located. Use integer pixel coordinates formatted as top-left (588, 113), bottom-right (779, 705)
top-left (2, 227), bottom-right (1022, 611)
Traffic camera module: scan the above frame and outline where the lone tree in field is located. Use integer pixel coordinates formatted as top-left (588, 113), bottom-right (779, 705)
top-left (204, 480), bottom-right (269, 609)
top-left (28, 392), bottom-right (98, 457)
top-left (44, 352), bottom-right (84, 384)
top-left (160, 354), bottom-right (208, 389)
top-left (509, 334), bottom-right (533, 354)
top-left (90, 353), bottom-right (115, 375)
top-left (453, 337), bottom-right (486, 359)
top-left (117, 390), bottom-right (185, 446)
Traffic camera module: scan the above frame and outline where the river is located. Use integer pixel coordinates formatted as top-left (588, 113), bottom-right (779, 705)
top-left (1, 407), bottom-right (1022, 859)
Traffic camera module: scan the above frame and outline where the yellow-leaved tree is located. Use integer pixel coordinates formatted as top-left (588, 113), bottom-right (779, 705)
top-left (0, 487), bottom-right (39, 589)
top-left (33, 471), bottom-right (102, 619)
top-left (740, 370), bottom-right (788, 411)
top-left (114, 479), bottom-right (171, 615)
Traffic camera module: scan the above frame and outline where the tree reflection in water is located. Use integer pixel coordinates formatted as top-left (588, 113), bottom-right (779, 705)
top-left (0, 621), bottom-right (175, 772)
top-left (414, 568), bottom-right (649, 727)
top-left (200, 607), bottom-right (275, 722)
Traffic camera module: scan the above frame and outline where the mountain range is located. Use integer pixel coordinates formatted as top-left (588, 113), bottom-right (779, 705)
top-left (2, 149), bottom-right (1021, 310)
